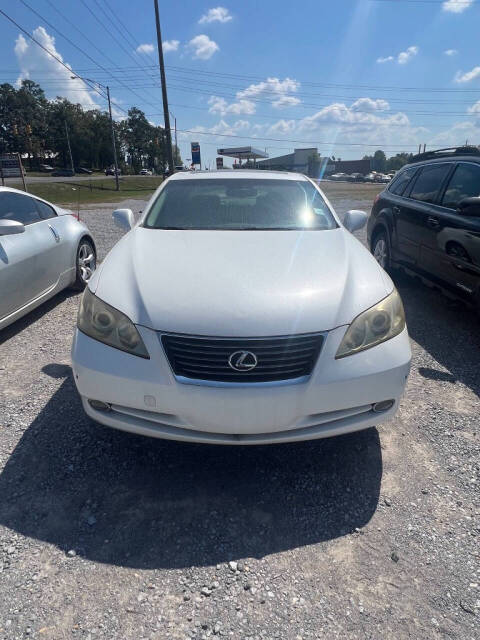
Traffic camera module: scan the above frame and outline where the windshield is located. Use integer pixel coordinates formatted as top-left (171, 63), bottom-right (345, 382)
top-left (143, 178), bottom-right (337, 230)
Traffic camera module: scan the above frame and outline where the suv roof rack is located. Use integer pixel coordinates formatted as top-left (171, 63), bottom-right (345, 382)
top-left (408, 145), bottom-right (480, 164)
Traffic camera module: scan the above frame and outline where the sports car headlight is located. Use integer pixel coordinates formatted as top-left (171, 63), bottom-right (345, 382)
top-left (336, 288), bottom-right (405, 359)
top-left (77, 288), bottom-right (149, 358)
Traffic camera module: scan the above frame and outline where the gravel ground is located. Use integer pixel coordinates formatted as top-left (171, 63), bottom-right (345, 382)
top-left (0, 184), bottom-right (478, 640)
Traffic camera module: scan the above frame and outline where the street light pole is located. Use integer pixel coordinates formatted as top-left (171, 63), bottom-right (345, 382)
top-left (153, 0), bottom-right (174, 174)
top-left (71, 75), bottom-right (119, 190)
top-left (106, 86), bottom-right (119, 191)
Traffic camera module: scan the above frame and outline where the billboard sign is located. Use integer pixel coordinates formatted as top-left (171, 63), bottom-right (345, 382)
top-left (191, 142), bottom-right (201, 166)
top-left (0, 153), bottom-right (23, 178)
top-left (216, 156), bottom-right (223, 170)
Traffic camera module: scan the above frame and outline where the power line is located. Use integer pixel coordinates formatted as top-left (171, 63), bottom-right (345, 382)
top-left (174, 128), bottom-right (425, 149)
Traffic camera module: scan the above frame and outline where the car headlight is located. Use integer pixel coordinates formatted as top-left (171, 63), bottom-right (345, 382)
top-left (77, 288), bottom-right (149, 358)
top-left (336, 288), bottom-right (405, 359)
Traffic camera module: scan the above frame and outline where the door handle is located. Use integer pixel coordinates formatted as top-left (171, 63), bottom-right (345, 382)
top-left (427, 216), bottom-right (440, 228)
top-left (48, 224), bottom-right (60, 243)
top-left (393, 206), bottom-right (401, 214)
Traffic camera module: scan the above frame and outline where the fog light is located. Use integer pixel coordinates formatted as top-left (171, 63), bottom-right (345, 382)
top-left (372, 400), bottom-right (395, 413)
top-left (88, 399), bottom-right (111, 412)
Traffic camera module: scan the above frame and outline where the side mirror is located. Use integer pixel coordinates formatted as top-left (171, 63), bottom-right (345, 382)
top-left (457, 197), bottom-right (480, 217)
top-left (343, 209), bottom-right (367, 233)
top-left (113, 208), bottom-right (135, 231)
top-left (0, 219), bottom-right (25, 236)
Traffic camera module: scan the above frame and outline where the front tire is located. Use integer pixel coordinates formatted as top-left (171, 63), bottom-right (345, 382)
top-left (372, 230), bottom-right (391, 272)
top-left (71, 239), bottom-right (96, 290)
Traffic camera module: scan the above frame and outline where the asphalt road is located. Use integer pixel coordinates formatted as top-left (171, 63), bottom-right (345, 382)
top-left (0, 184), bottom-right (478, 640)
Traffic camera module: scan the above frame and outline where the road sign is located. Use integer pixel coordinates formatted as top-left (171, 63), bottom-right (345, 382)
top-left (191, 142), bottom-right (201, 166)
top-left (216, 157), bottom-right (223, 170)
top-left (0, 153), bottom-right (27, 190)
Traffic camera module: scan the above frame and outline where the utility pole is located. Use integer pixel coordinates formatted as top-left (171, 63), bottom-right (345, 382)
top-left (174, 117), bottom-right (177, 163)
top-left (107, 86), bottom-right (120, 191)
top-left (65, 121), bottom-right (74, 174)
top-left (153, 0), bottom-right (174, 174)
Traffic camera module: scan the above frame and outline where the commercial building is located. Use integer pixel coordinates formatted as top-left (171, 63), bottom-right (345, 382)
top-left (256, 148), bottom-right (324, 175)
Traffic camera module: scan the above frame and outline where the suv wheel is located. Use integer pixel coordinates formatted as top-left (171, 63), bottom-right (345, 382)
top-left (372, 230), bottom-right (390, 271)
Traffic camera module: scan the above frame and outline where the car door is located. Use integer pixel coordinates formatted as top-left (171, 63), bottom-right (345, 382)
top-left (385, 166), bottom-right (421, 266)
top-left (422, 162), bottom-right (480, 295)
top-left (34, 197), bottom-right (75, 278)
top-left (396, 162), bottom-right (453, 270)
top-left (0, 191), bottom-right (62, 322)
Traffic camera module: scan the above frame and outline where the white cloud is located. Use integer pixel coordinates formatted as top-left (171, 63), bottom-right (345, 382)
top-left (187, 34), bottom-right (219, 60)
top-left (199, 7), bottom-right (233, 24)
top-left (136, 43), bottom-right (154, 54)
top-left (238, 77), bottom-right (300, 100)
top-left (442, 0), bottom-right (474, 13)
top-left (208, 96), bottom-right (256, 116)
top-left (350, 98), bottom-right (390, 112)
top-left (455, 66), bottom-right (480, 83)
top-left (14, 27), bottom-right (99, 109)
top-left (272, 95), bottom-right (301, 108)
top-left (163, 40), bottom-right (179, 53)
top-left (398, 45), bottom-right (419, 65)
top-left (376, 46), bottom-right (418, 65)
top-left (444, 49), bottom-right (458, 56)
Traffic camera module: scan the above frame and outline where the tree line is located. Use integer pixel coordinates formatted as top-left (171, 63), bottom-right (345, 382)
top-left (0, 79), bottom-right (181, 173)
top-left (363, 149), bottom-right (413, 173)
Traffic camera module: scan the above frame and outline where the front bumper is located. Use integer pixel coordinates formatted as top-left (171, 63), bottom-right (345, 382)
top-left (71, 325), bottom-right (411, 445)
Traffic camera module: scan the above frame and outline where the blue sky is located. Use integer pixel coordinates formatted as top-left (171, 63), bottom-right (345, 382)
top-left (2, 0), bottom-right (480, 166)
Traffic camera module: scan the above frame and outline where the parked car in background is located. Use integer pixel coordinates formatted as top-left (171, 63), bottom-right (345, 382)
top-left (330, 173), bottom-right (349, 181)
top-left (72, 170), bottom-right (411, 445)
top-left (350, 173), bottom-right (365, 182)
top-left (0, 186), bottom-right (96, 330)
top-left (364, 173), bottom-right (376, 183)
top-left (51, 168), bottom-right (75, 177)
top-left (368, 146), bottom-right (480, 312)
top-left (39, 164), bottom-right (54, 172)
top-left (105, 167), bottom-right (121, 176)
top-left (76, 167), bottom-right (93, 175)
top-left (139, 169), bottom-right (153, 176)
top-left (378, 174), bottom-right (391, 184)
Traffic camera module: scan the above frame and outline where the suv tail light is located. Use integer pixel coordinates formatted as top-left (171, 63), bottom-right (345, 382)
top-left (373, 194), bottom-right (380, 205)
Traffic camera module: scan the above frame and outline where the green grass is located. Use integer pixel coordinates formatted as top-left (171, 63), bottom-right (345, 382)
top-left (13, 176), bottom-right (164, 205)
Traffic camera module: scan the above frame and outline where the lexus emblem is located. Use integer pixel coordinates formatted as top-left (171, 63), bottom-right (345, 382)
top-left (228, 350), bottom-right (258, 372)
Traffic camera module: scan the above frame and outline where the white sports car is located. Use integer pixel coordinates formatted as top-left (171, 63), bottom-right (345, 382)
top-left (0, 186), bottom-right (96, 330)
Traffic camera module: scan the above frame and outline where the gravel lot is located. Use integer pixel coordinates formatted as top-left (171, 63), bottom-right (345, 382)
top-left (0, 183), bottom-right (478, 640)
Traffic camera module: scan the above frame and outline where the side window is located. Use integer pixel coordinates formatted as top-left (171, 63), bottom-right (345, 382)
top-left (0, 192), bottom-right (41, 225)
top-left (441, 163), bottom-right (480, 209)
top-left (35, 200), bottom-right (57, 220)
top-left (389, 167), bottom-right (417, 196)
top-left (408, 164), bottom-right (452, 204)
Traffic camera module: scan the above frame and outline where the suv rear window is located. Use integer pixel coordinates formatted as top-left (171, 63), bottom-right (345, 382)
top-left (389, 167), bottom-right (417, 196)
top-left (408, 164), bottom-right (452, 204)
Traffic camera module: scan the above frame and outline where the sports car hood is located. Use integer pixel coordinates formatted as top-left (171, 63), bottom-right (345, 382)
top-left (90, 227), bottom-right (393, 335)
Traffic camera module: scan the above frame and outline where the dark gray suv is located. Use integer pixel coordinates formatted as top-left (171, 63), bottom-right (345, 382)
top-left (367, 146), bottom-right (480, 311)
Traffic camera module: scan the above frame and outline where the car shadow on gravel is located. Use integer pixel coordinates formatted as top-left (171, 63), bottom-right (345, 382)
top-left (0, 290), bottom-right (78, 346)
top-left (0, 374), bottom-right (382, 569)
top-left (394, 273), bottom-right (480, 397)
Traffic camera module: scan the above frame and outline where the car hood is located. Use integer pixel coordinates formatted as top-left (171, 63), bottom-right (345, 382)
top-left (91, 227), bottom-right (392, 335)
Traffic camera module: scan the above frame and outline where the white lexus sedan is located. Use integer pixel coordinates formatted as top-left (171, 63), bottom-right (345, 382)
top-left (71, 171), bottom-right (411, 445)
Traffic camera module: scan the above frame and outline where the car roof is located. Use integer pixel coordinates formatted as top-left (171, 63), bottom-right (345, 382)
top-left (168, 169), bottom-right (309, 182)
top-left (407, 154), bottom-right (480, 169)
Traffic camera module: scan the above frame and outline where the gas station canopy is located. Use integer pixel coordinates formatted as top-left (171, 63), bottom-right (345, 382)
top-left (217, 146), bottom-right (268, 160)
